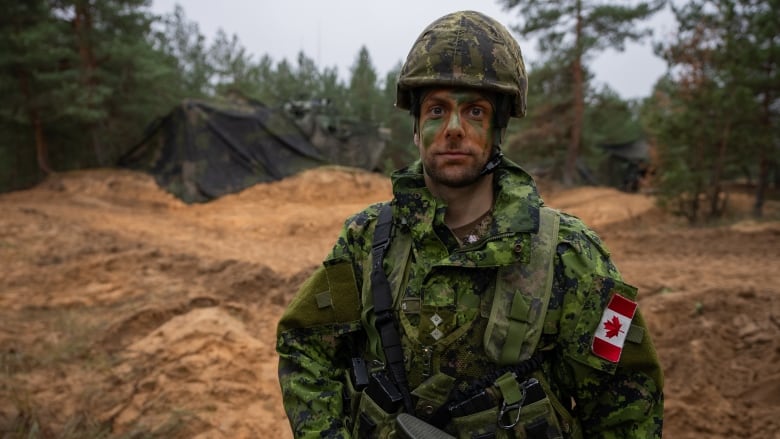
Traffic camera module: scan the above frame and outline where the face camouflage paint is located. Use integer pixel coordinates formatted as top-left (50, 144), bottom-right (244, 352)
top-left (417, 89), bottom-right (495, 189)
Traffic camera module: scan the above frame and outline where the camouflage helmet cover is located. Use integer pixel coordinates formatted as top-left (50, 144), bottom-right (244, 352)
top-left (396, 10), bottom-right (528, 118)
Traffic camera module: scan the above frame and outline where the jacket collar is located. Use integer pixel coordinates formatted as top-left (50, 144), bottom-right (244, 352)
top-left (390, 157), bottom-right (543, 237)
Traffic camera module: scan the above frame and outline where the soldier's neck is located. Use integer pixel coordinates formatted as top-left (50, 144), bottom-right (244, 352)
top-left (427, 175), bottom-right (495, 229)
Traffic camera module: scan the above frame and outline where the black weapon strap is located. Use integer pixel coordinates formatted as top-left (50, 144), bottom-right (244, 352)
top-left (371, 202), bottom-right (415, 413)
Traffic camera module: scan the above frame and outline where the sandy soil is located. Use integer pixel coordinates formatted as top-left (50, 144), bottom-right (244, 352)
top-left (1, 167), bottom-right (778, 438)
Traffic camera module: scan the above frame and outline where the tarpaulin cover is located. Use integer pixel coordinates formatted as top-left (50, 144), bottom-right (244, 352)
top-left (119, 99), bottom-right (326, 203)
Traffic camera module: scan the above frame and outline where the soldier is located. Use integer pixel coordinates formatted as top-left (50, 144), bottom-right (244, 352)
top-left (277, 10), bottom-right (663, 439)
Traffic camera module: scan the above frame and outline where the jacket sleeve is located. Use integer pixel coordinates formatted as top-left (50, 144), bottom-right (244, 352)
top-left (553, 214), bottom-right (664, 438)
top-left (277, 208), bottom-right (378, 438)
top-left (276, 267), bottom-right (360, 438)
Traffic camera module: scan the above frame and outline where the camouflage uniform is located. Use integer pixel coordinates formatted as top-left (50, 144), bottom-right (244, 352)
top-left (277, 158), bottom-right (663, 438)
top-left (278, 10), bottom-right (662, 438)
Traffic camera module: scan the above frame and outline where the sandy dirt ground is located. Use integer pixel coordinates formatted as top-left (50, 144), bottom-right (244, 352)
top-left (1, 167), bottom-right (779, 438)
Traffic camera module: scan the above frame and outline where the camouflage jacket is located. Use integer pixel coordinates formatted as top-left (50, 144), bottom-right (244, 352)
top-left (277, 158), bottom-right (663, 438)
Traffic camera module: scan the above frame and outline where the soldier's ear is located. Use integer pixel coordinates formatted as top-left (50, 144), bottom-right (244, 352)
top-left (413, 132), bottom-right (420, 148)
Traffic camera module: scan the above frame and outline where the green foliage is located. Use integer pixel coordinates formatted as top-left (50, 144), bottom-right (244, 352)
top-left (499, 0), bottom-right (664, 184)
top-left (503, 0), bottom-right (665, 54)
top-left (150, 4), bottom-right (212, 98)
top-left (10, 0), bottom-right (747, 196)
top-left (504, 56), bottom-right (641, 183)
top-left (0, 0), bottom-right (76, 181)
top-left (585, 86), bottom-right (643, 147)
top-left (209, 30), bottom-right (257, 97)
top-left (504, 56), bottom-right (574, 174)
top-left (378, 63), bottom-right (415, 172)
top-left (347, 46), bottom-right (382, 122)
top-left (0, 121), bottom-right (42, 191)
top-left (0, 0), bottom-right (183, 192)
top-left (643, 0), bottom-right (780, 222)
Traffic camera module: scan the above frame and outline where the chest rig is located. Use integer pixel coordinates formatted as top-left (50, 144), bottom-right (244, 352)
top-left (364, 203), bottom-right (561, 394)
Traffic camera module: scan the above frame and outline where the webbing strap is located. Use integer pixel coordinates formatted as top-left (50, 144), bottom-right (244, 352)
top-left (495, 372), bottom-right (523, 405)
top-left (497, 207), bottom-right (560, 365)
top-left (370, 203), bottom-right (415, 413)
top-left (371, 205), bottom-right (394, 313)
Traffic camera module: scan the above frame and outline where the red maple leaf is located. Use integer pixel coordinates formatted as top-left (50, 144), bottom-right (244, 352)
top-left (604, 315), bottom-right (623, 338)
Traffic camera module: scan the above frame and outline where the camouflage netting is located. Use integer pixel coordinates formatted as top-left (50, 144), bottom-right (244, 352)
top-left (118, 99), bottom-right (328, 204)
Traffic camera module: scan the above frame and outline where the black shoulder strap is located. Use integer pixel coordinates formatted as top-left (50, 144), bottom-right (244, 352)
top-left (370, 203), bottom-right (415, 413)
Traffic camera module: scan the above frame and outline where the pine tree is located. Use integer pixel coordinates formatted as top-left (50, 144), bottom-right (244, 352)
top-left (59, 0), bottom-right (181, 165)
top-left (0, 0), bottom-right (74, 176)
top-left (319, 65), bottom-right (348, 116)
top-left (209, 29), bottom-right (257, 97)
top-left (500, 0), bottom-right (664, 185)
top-left (379, 62), bottom-right (415, 172)
top-left (347, 46), bottom-right (381, 122)
top-left (152, 4), bottom-right (213, 97)
top-left (645, 0), bottom-right (779, 221)
top-left (504, 55), bottom-right (580, 173)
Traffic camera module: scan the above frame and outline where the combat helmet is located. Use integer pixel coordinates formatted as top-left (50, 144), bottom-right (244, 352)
top-left (395, 10), bottom-right (528, 124)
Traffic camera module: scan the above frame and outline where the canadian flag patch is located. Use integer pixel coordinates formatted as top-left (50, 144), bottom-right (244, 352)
top-left (592, 293), bottom-right (638, 363)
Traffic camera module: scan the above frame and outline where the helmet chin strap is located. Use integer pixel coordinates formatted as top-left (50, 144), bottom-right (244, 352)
top-left (480, 95), bottom-right (510, 176)
top-left (480, 145), bottom-right (504, 177)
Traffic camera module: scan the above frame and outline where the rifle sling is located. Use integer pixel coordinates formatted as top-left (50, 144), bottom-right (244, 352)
top-left (371, 203), bottom-right (415, 413)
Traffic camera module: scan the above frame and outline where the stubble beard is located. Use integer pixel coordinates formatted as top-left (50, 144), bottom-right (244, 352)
top-left (423, 146), bottom-right (490, 189)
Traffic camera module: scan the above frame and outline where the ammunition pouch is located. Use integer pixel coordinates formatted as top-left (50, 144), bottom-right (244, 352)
top-left (346, 366), bottom-right (404, 438)
top-left (343, 358), bottom-right (367, 432)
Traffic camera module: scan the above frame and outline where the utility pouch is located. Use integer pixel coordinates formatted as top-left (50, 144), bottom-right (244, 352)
top-left (344, 358), bottom-right (369, 430)
top-left (483, 208), bottom-right (559, 366)
top-left (353, 370), bottom-right (403, 438)
top-left (450, 405), bottom-right (504, 439)
top-left (512, 397), bottom-right (564, 439)
top-left (351, 357), bottom-right (370, 391)
top-left (450, 377), bottom-right (565, 439)
top-left (451, 405), bottom-right (503, 439)
top-left (367, 370), bottom-right (404, 413)
top-left (496, 377), bottom-right (563, 439)
top-left (411, 372), bottom-right (456, 421)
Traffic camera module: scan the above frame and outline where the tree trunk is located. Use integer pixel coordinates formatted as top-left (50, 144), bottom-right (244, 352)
top-left (74, 1), bottom-right (103, 164)
top-left (17, 70), bottom-right (52, 174)
top-left (754, 154), bottom-right (768, 218)
top-left (753, 84), bottom-right (774, 218)
top-left (687, 139), bottom-right (706, 224)
top-left (563, 0), bottom-right (584, 186)
top-left (32, 113), bottom-right (52, 174)
top-left (708, 119), bottom-right (730, 218)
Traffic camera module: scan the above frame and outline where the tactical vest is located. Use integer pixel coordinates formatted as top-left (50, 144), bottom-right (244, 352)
top-left (347, 203), bottom-right (583, 438)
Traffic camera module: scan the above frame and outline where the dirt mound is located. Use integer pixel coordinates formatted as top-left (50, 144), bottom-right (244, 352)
top-left (221, 165), bottom-right (392, 206)
top-left (543, 185), bottom-right (661, 230)
top-left (1, 167), bottom-right (778, 438)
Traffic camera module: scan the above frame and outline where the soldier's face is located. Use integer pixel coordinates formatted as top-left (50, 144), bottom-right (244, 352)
top-left (416, 88), bottom-right (494, 189)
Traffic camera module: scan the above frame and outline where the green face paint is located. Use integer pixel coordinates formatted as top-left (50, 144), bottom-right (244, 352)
top-left (419, 90), bottom-right (494, 151)
top-left (421, 115), bottom-right (444, 150)
top-left (417, 89), bottom-right (497, 189)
